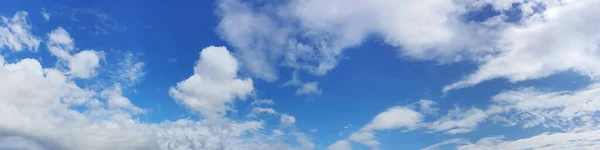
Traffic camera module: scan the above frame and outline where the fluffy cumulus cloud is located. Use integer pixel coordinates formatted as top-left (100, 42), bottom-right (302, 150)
top-left (0, 11), bottom-right (313, 150)
top-left (169, 46), bottom-right (254, 119)
top-left (46, 27), bottom-right (103, 79)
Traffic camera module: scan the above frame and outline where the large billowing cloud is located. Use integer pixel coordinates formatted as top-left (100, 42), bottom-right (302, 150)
top-left (0, 11), bottom-right (312, 150)
top-left (217, 0), bottom-right (506, 81)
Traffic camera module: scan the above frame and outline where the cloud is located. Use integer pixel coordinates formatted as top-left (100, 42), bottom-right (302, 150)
top-left (0, 11), bottom-right (40, 52)
top-left (417, 99), bottom-right (439, 115)
top-left (296, 81), bottom-right (322, 95)
top-left (284, 72), bottom-right (322, 95)
top-left (251, 99), bottom-right (274, 106)
top-left (455, 129), bottom-right (600, 150)
top-left (0, 46), bottom-right (312, 150)
top-left (444, 0), bottom-right (600, 92)
top-left (427, 107), bottom-right (488, 134)
top-left (111, 52), bottom-right (145, 88)
top-left (217, 0), bottom-right (500, 81)
top-left (0, 11), bottom-right (314, 150)
top-left (327, 140), bottom-right (352, 150)
top-left (251, 107), bottom-right (277, 115)
top-left (169, 46), bottom-right (254, 119)
top-left (490, 83), bottom-right (600, 128)
top-left (280, 114), bottom-right (296, 127)
top-left (364, 107), bottom-right (423, 130)
top-left (46, 27), bottom-right (104, 79)
top-left (421, 138), bottom-right (468, 150)
top-left (333, 106), bottom-right (424, 149)
top-left (41, 8), bottom-right (50, 21)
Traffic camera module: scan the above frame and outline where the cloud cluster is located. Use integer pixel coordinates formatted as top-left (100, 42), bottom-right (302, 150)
top-left (0, 11), bottom-right (312, 150)
top-left (332, 82), bottom-right (600, 149)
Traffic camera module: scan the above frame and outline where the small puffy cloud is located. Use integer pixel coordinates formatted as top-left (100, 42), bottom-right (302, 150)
top-left (296, 81), bottom-right (322, 95)
top-left (280, 114), bottom-right (296, 127)
top-left (169, 46), bottom-right (254, 119)
top-left (46, 27), bottom-right (103, 79)
top-left (0, 11), bottom-right (40, 52)
top-left (364, 106), bottom-right (423, 130)
top-left (417, 99), bottom-right (439, 115)
top-left (68, 50), bottom-right (102, 78)
top-left (251, 107), bottom-right (277, 115)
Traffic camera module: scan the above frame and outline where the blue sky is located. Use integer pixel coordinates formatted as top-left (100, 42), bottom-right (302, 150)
top-left (1, 0), bottom-right (600, 150)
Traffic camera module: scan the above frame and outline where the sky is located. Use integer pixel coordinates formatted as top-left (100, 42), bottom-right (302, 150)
top-left (0, 0), bottom-right (599, 150)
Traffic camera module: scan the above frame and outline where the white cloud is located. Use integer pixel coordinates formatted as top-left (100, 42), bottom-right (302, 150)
top-left (217, 0), bottom-right (499, 81)
top-left (456, 129), bottom-right (600, 150)
top-left (489, 83), bottom-right (600, 128)
top-left (421, 138), bottom-right (468, 150)
top-left (68, 50), bottom-right (102, 78)
top-left (444, 0), bottom-right (600, 92)
top-left (348, 131), bottom-right (378, 149)
top-left (427, 107), bottom-right (488, 134)
top-left (0, 46), bottom-right (314, 150)
top-left (112, 52), bottom-right (145, 88)
top-left (284, 71), bottom-right (323, 95)
top-left (251, 107), bottom-right (277, 115)
top-left (280, 114), bottom-right (296, 127)
top-left (41, 8), bottom-right (50, 21)
top-left (336, 106), bottom-right (424, 149)
top-left (0, 12), bottom-right (315, 149)
top-left (169, 46), bottom-right (254, 119)
top-left (296, 81), bottom-right (322, 95)
top-left (101, 84), bottom-right (144, 113)
top-left (417, 99), bottom-right (439, 115)
top-left (46, 27), bottom-right (103, 79)
top-left (364, 107), bottom-right (423, 130)
top-left (0, 11), bottom-right (40, 52)
top-left (328, 140), bottom-right (352, 150)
